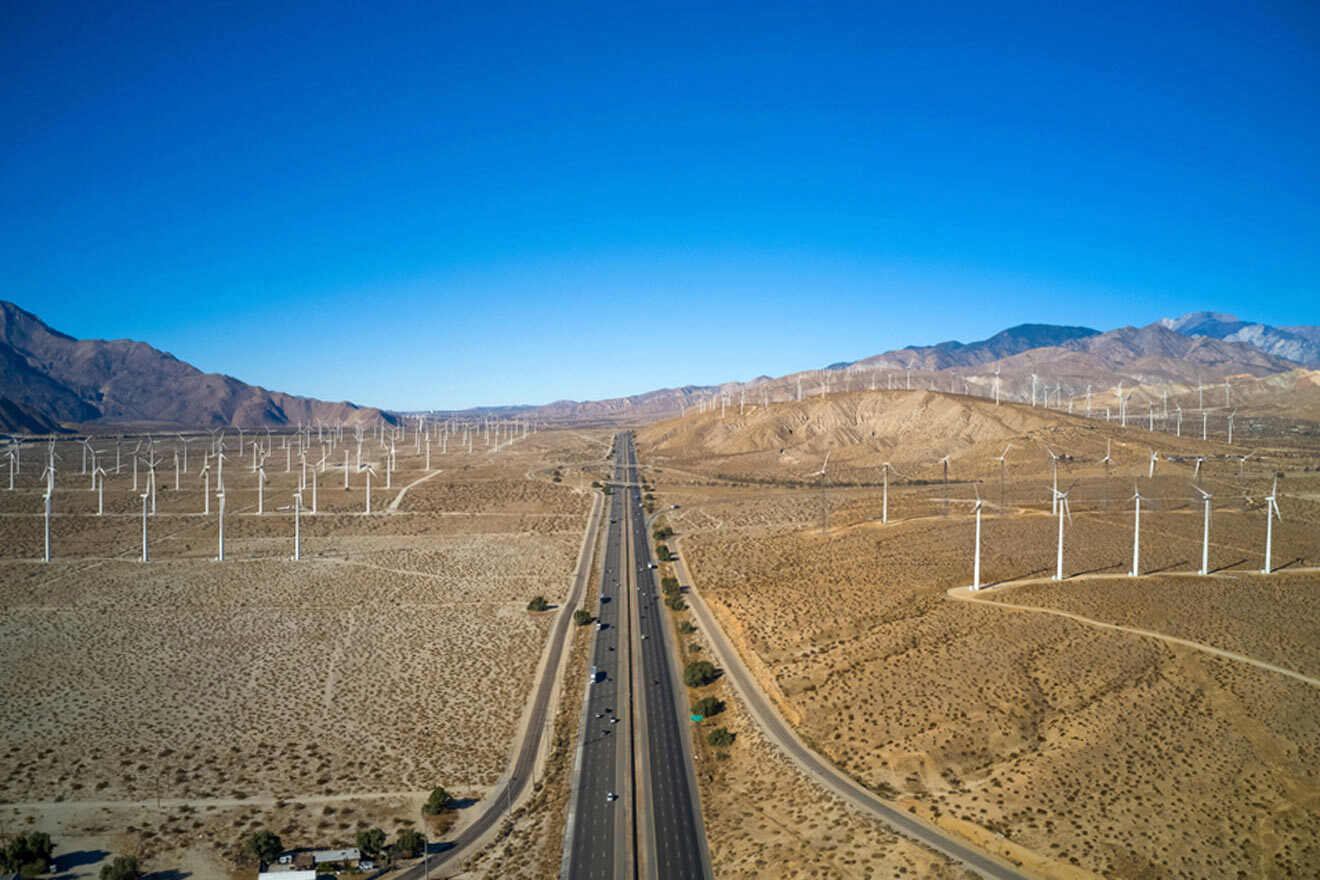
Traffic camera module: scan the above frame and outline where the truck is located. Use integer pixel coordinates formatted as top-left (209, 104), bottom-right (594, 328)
top-left (590, 665), bottom-right (600, 683)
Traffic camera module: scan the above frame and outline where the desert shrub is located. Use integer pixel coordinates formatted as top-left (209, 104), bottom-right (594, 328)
top-left (656, 544), bottom-right (672, 561)
top-left (573, 609), bottom-right (593, 626)
top-left (691, 696), bottom-right (724, 718)
top-left (356, 827), bottom-right (386, 858)
top-left (243, 829), bottom-right (283, 867)
top-left (99, 856), bottom-right (141, 880)
top-left (660, 576), bottom-right (680, 594)
top-left (665, 596), bottom-right (686, 611)
top-left (591, 481), bottom-right (601, 488)
top-left (706, 727), bottom-right (735, 748)
top-left (393, 828), bottom-right (426, 859)
top-left (526, 596), bottom-right (549, 612)
top-left (677, 621), bottom-right (696, 634)
top-left (653, 525), bottom-right (674, 540)
top-left (683, 660), bottom-right (718, 688)
top-left (422, 786), bottom-right (454, 815)
top-left (1, 832), bottom-right (53, 875)
top-left (688, 643), bottom-right (701, 653)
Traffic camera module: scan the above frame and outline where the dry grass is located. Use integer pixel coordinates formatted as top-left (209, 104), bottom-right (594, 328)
top-left (638, 395), bottom-right (1320, 878)
top-left (0, 427), bottom-right (611, 876)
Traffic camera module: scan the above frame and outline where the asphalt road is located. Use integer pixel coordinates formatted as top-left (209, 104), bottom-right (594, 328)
top-left (566, 445), bottom-right (631, 880)
top-left (671, 544), bottom-right (1029, 880)
top-left (621, 434), bottom-right (711, 880)
top-left (396, 477), bottom-right (604, 880)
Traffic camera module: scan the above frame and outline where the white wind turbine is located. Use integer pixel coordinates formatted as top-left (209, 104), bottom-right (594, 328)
top-left (879, 461), bottom-right (900, 524)
top-left (1148, 449), bottom-right (1158, 479)
top-left (1045, 446), bottom-right (1062, 514)
top-left (1227, 410), bottom-right (1237, 445)
top-left (1194, 485), bottom-right (1213, 575)
top-left (214, 490), bottom-right (226, 562)
top-left (310, 464), bottom-right (318, 514)
top-left (969, 485), bottom-right (984, 590)
top-left (92, 464), bottom-right (107, 515)
top-left (1261, 476), bottom-right (1282, 574)
top-left (1236, 450), bottom-right (1255, 478)
top-left (991, 444), bottom-right (1011, 510)
top-left (199, 461), bottom-right (212, 515)
top-left (344, 449), bottom-right (351, 488)
top-left (139, 486), bottom-right (150, 562)
top-left (994, 368), bottom-right (1002, 406)
top-left (257, 459), bottom-right (268, 514)
top-left (282, 491), bottom-right (304, 560)
top-left (1175, 405), bottom-right (1183, 437)
top-left (177, 434), bottom-right (192, 472)
top-left (1192, 456), bottom-right (1205, 484)
top-left (40, 485), bottom-right (54, 562)
top-left (1052, 486), bottom-right (1072, 580)
top-left (360, 464), bottom-right (377, 514)
top-left (1129, 483), bottom-right (1146, 577)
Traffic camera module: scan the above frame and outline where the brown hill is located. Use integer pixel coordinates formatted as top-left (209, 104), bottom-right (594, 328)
top-left (0, 301), bottom-right (397, 432)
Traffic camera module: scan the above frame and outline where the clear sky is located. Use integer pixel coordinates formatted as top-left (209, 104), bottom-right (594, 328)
top-left (3, 1), bottom-right (1317, 410)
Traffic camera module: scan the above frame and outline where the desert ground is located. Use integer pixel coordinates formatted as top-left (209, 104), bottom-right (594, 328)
top-left (638, 389), bottom-right (1320, 879)
top-left (0, 423), bottom-right (611, 876)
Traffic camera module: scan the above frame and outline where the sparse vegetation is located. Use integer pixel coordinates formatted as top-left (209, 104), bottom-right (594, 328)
top-left (573, 608), bottom-right (594, 626)
top-left (422, 785), bottom-right (455, 815)
top-left (1, 831), bottom-right (53, 876)
top-left (526, 595), bottom-right (550, 612)
top-left (99, 855), bottom-right (141, 880)
top-left (242, 829), bottom-right (283, 867)
top-left (691, 696), bottom-right (724, 717)
top-left (706, 727), bottom-right (735, 748)
top-left (683, 660), bottom-right (718, 688)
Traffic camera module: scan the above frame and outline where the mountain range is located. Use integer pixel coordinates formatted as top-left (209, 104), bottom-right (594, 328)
top-left (0, 302), bottom-right (396, 433)
top-left (1, 300), bottom-right (1316, 433)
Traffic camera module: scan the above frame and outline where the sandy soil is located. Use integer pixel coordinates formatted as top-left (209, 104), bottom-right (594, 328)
top-left (0, 426), bottom-right (611, 877)
top-left (637, 394), bottom-right (1320, 879)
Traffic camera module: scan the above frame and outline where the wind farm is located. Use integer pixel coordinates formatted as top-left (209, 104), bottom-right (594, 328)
top-left (4, 2), bottom-right (1320, 876)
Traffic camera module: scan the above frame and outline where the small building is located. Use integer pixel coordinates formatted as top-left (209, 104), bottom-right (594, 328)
top-left (258, 872), bottom-right (315, 880)
top-left (292, 848), bottom-right (363, 870)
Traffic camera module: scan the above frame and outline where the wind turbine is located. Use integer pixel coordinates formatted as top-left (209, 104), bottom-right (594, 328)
top-left (1261, 476), bottom-right (1282, 574)
top-left (879, 461), bottom-right (899, 524)
top-left (991, 445), bottom-right (1011, 510)
top-left (310, 464), bottom-right (318, 514)
top-left (91, 464), bottom-right (107, 515)
top-left (283, 491), bottom-right (304, 560)
top-left (1194, 485), bottom-right (1213, 575)
top-left (1129, 483), bottom-right (1146, 577)
top-left (808, 453), bottom-right (830, 532)
top-left (1148, 449), bottom-right (1158, 479)
top-left (360, 464), bottom-right (377, 514)
top-left (214, 490), bottom-right (226, 562)
top-left (1236, 450), bottom-right (1255, 478)
top-left (139, 487), bottom-right (150, 562)
top-left (940, 455), bottom-right (951, 517)
top-left (1227, 410), bottom-right (1237, 445)
top-left (969, 485), bottom-right (984, 590)
top-left (42, 489), bottom-right (53, 562)
top-left (1045, 446), bottom-right (1061, 514)
top-left (1193, 456), bottom-right (1205, 484)
top-left (1052, 487), bottom-right (1072, 580)
top-left (199, 461), bottom-right (212, 515)
top-left (257, 460), bottom-right (268, 514)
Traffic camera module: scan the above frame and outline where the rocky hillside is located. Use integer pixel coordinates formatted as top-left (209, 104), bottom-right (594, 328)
top-left (0, 301), bottom-right (397, 432)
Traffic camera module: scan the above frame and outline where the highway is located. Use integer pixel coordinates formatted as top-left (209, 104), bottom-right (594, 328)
top-left (621, 434), bottom-right (711, 880)
top-left (566, 433), bottom-right (711, 880)
top-left (565, 444), bottom-right (632, 879)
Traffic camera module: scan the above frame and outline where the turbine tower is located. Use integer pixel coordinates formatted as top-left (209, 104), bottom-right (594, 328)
top-left (1129, 483), bottom-right (1146, 577)
top-left (1194, 485), bottom-right (1213, 575)
top-left (1052, 487), bottom-right (1072, 580)
top-left (991, 445), bottom-right (1011, 511)
top-left (969, 485), bottom-right (984, 590)
top-left (1261, 477), bottom-right (1282, 574)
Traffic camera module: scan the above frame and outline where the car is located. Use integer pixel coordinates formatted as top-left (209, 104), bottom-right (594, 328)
top-left (641, 634), bottom-right (648, 639)
top-left (610, 717), bottom-right (619, 724)
top-left (606, 792), bottom-right (617, 802)
top-left (647, 562), bottom-right (657, 569)
top-left (595, 712), bottom-right (603, 718)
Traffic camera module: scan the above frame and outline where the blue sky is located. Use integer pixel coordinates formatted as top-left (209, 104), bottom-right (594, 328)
top-left (3, 1), bottom-right (1317, 410)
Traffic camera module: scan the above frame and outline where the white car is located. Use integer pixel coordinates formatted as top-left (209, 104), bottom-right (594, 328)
top-left (606, 792), bottom-right (617, 802)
